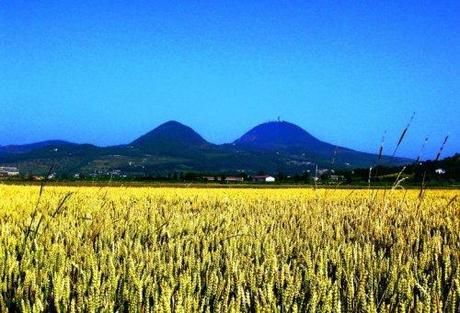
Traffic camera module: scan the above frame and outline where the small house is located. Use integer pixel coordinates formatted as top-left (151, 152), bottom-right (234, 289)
top-left (252, 175), bottom-right (276, 183)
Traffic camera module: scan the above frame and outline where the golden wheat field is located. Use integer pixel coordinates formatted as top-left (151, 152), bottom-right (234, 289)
top-left (0, 185), bottom-right (459, 312)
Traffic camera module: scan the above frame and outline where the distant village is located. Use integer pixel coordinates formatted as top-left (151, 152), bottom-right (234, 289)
top-left (0, 166), bottom-right (279, 183)
top-left (1, 159), bottom-right (456, 185)
top-left (0, 166), bottom-right (20, 178)
top-left (0, 164), bottom-right (351, 184)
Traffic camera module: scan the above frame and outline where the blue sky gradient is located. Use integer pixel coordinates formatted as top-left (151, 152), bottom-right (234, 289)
top-left (1, 1), bottom-right (459, 159)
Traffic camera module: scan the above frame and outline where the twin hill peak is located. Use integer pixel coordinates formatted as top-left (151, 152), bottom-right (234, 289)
top-left (131, 120), bottom-right (209, 148)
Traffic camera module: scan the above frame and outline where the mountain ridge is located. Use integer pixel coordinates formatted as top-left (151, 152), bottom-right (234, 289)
top-left (0, 120), bottom-right (413, 174)
top-left (0, 140), bottom-right (75, 154)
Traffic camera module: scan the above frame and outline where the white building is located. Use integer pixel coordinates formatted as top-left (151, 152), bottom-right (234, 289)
top-left (253, 175), bottom-right (276, 182)
top-left (265, 176), bottom-right (276, 182)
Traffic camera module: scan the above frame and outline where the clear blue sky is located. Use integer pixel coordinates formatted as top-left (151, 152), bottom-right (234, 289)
top-left (1, 1), bottom-right (459, 159)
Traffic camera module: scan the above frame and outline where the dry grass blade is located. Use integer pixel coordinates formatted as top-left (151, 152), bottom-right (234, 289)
top-left (51, 192), bottom-right (73, 218)
top-left (435, 134), bottom-right (449, 161)
top-left (415, 137), bottom-right (429, 164)
top-left (377, 131), bottom-right (386, 161)
top-left (391, 166), bottom-right (406, 190)
top-left (392, 112), bottom-right (415, 157)
top-left (447, 195), bottom-right (457, 207)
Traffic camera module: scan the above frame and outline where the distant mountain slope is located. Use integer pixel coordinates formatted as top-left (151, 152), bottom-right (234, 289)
top-left (234, 121), bottom-right (332, 153)
top-left (131, 121), bottom-right (211, 153)
top-left (0, 140), bottom-right (74, 154)
top-left (234, 121), bottom-right (411, 167)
